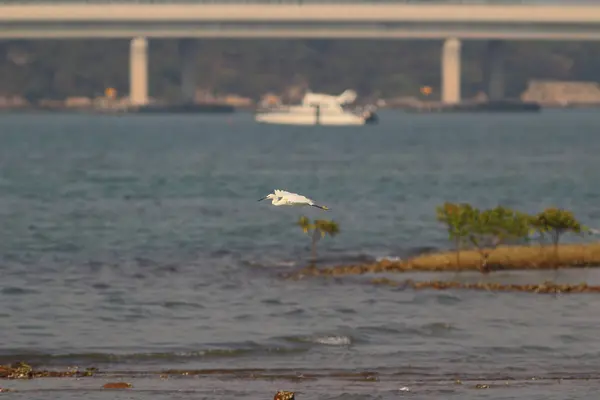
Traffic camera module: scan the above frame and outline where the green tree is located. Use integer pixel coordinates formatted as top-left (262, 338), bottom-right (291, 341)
top-left (466, 205), bottom-right (531, 273)
top-left (529, 207), bottom-right (588, 265)
top-left (297, 216), bottom-right (340, 263)
top-left (435, 202), bottom-right (474, 266)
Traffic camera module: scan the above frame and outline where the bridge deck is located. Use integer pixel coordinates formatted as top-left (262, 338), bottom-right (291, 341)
top-left (2, 1), bottom-right (600, 39)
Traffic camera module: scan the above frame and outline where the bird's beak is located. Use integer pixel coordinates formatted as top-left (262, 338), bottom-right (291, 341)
top-left (258, 196), bottom-right (267, 202)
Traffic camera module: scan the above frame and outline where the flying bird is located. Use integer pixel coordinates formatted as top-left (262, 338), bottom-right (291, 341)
top-left (258, 189), bottom-right (330, 210)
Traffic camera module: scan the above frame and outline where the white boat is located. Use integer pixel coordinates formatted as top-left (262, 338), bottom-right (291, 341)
top-left (255, 89), bottom-right (378, 126)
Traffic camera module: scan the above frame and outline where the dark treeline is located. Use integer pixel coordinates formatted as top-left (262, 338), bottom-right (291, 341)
top-left (1, 39), bottom-right (600, 101)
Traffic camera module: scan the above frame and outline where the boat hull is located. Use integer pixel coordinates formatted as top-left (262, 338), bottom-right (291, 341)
top-left (255, 112), bottom-right (365, 126)
top-left (255, 107), bottom-right (377, 126)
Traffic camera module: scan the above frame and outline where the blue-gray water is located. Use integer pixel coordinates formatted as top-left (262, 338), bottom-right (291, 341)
top-left (1, 110), bottom-right (600, 399)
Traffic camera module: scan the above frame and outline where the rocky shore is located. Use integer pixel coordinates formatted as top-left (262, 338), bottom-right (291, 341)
top-left (4, 79), bottom-right (600, 114)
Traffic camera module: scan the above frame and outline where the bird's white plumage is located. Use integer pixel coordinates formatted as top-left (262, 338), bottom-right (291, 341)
top-left (259, 189), bottom-right (329, 210)
top-left (274, 189), bottom-right (313, 205)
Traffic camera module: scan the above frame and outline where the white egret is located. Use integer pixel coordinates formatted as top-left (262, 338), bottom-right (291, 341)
top-left (258, 189), bottom-right (330, 210)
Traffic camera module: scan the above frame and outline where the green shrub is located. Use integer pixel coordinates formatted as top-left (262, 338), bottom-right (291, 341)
top-left (436, 202), bottom-right (473, 266)
top-left (435, 202), bottom-right (594, 272)
top-left (465, 205), bottom-right (532, 273)
top-left (529, 207), bottom-right (588, 264)
top-left (297, 216), bottom-right (340, 262)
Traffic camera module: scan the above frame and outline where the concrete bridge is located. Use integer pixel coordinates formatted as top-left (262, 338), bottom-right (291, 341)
top-left (2, 1), bottom-right (600, 106)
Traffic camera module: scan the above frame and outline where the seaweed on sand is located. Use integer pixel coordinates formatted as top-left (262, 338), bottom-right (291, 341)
top-left (0, 362), bottom-right (98, 379)
top-left (370, 278), bottom-right (600, 294)
top-left (274, 391), bottom-right (295, 400)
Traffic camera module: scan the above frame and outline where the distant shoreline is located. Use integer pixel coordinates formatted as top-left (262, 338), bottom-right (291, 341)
top-left (3, 99), bottom-right (600, 115)
top-left (0, 102), bottom-right (247, 114)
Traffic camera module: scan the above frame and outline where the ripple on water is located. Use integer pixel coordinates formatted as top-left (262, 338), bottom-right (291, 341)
top-left (1, 286), bottom-right (39, 295)
top-left (162, 301), bottom-right (205, 310)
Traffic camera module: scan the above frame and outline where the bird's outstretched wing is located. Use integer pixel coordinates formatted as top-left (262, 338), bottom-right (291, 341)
top-left (274, 189), bottom-right (312, 204)
top-left (273, 189), bottom-right (293, 197)
top-left (272, 189), bottom-right (330, 210)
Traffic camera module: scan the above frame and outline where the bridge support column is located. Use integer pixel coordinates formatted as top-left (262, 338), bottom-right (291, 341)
top-left (179, 39), bottom-right (198, 104)
top-left (129, 37), bottom-right (148, 106)
top-left (483, 40), bottom-right (506, 101)
top-left (441, 37), bottom-right (461, 104)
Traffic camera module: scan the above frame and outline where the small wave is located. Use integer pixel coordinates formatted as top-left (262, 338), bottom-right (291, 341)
top-left (276, 261), bottom-right (297, 268)
top-left (241, 246), bottom-right (448, 271)
top-left (326, 394), bottom-right (377, 400)
top-left (407, 246), bottom-right (440, 256)
top-left (356, 322), bottom-right (459, 340)
top-left (242, 253), bottom-right (377, 270)
top-left (469, 345), bottom-right (556, 355)
top-left (317, 253), bottom-right (377, 266)
top-left (418, 322), bottom-right (459, 336)
top-left (376, 256), bottom-right (402, 262)
top-left (390, 245), bottom-right (441, 259)
top-left (313, 336), bottom-right (353, 346)
top-left (354, 246), bottom-right (445, 264)
top-left (285, 335), bottom-right (353, 346)
top-left (434, 293), bottom-right (463, 305)
top-left (0, 344), bottom-right (308, 367)
top-left (241, 259), bottom-right (299, 269)
top-left (162, 301), bottom-right (205, 310)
